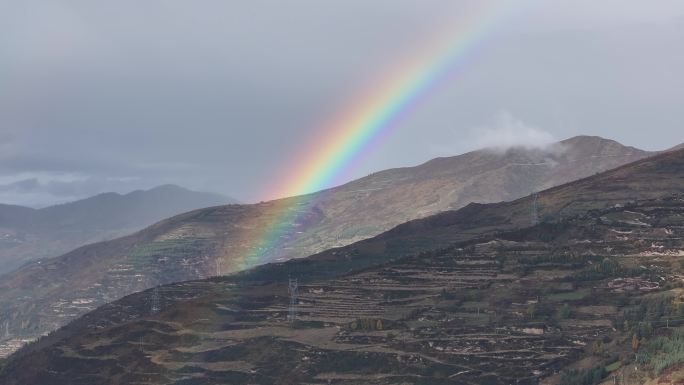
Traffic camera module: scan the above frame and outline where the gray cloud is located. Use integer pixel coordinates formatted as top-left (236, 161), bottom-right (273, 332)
top-left (1, 1), bottom-right (683, 206)
top-left (0, 179), bottom-right (41, 194)
top-left (470, 112), bottom-right (556, 151)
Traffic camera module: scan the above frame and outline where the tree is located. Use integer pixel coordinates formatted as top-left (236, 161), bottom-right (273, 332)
top-left (591, 340), bottom-right (606, 357)
top-left (559, 304), bottom-right (572, 319)
top-left (632, 333), bottom-right (640, 351)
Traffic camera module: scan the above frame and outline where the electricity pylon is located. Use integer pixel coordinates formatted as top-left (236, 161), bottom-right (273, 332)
top-left (288, 278), bottom-right (298, 325)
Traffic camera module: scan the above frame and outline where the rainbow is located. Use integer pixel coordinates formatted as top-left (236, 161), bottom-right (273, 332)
top-left (232, 0), bottom-right (522, 271)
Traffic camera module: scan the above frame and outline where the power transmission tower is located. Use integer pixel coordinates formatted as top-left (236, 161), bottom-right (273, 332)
top-left (216, 259), bottom-right (222, 277)
top-left (150, 286), bottom-right (160, 314)
top-left (288, 278), bottom-right (299, 325)
top-left (531, 193), bottom-right (540, 226)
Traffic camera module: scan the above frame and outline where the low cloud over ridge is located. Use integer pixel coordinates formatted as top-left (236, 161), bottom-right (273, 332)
top-left (471, 112), bottom-right (556, 151)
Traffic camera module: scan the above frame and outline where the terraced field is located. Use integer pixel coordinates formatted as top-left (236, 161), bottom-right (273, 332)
top-left (3, 194), bottom-right (684, 385)
top-left (0, 137), bottom-right (660, 358)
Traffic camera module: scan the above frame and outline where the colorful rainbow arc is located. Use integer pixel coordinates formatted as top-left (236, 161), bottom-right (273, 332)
top-left (232, 0), bottom-right (521, 271)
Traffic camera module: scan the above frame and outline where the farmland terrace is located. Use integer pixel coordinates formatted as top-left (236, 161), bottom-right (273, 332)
top-left (2, 194), bottom-right (684, 385)
top-left (0, 147), bottom-right (682, 361)
top-left (0, 138), bottom-right (670, 359)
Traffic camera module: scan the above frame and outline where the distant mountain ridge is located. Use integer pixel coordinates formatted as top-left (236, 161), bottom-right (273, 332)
top-left (0, 135), bottom-right (668, 356)
top-left (22, 184), bottom-right (234, 231)
top-left (0, 185), bottom-right (236, 274)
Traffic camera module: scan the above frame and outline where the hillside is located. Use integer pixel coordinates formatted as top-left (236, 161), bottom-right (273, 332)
top-left (669, 143), bottom-right (684, 152)
top-left (0, 136), bottom-right (657, 356)
top-left (0, 185), bottom-right (235, 275)
top-left (2, 149), bottom-right (684, 384)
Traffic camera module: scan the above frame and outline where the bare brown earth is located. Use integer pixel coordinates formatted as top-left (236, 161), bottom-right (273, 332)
top-left (1, 149), bottom-right (684, 384)
top-left (0, 136), bottom-right (659, 356)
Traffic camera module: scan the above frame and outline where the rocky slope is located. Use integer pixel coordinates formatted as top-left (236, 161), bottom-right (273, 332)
top-left (0, 136), bottom-right (658, 356)
top-left (0, 185), bottom-right (235, 274)
top-left (2, 149), bottom-right (684, 384)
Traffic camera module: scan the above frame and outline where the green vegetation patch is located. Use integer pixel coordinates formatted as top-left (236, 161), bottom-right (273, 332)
top-left (636, 327), bottom-right (684, 375)
top-left (560, 364), bottom-right (607, 385)
top-left (405, 319), bottom-right (439, 329)
top-left (605, 361), bottom-right (621, 372)
top-left (568, 257), bottom-right (643, 282)
top-left (339, 225), bottom-right (382, 239)
top-left (553, 282), bottom-right (576, 292)
top-left (616, 291), bottom-right (684, 334)
top-left (548, 288), bottom-right (591, 302)
top-left (128, 238), bottom-right (215, 268)
top-left (557, 304), bottom-right (573, 319)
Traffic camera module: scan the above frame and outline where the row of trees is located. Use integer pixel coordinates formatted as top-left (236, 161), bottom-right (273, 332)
top-left (560, 365), bottom-right (607, 385)
top-left (349, 318), bottom-right (385, 331)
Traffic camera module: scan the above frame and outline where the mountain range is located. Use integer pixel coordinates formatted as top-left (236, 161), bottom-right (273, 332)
top-left (2, 147), bottom-right (683, 384)
top-left (0, 185), bottom-right (236, 275)
top-left (0, 136), bottom-right (668, 358)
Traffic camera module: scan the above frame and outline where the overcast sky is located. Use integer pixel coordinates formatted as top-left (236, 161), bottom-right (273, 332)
top-left (1, 0), bottom-right (683, 207)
